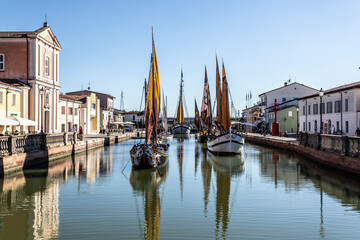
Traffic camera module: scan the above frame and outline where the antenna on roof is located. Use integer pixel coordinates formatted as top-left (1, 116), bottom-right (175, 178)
top-left (43, 14), bottom-right (48, 27)
top-left (81, 84), bottom-right (83, 90)
top-left (88, 82), bottom-right (91, 90)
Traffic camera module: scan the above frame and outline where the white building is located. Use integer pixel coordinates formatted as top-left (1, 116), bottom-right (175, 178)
top-left (58, 95), bottom-right (82, 132)
top-left (259, 81), bottom-right (318, 130)
top-left (299, 81), bottom-right (360, 135)
top-left (259, 82), bottom-right (318, 108)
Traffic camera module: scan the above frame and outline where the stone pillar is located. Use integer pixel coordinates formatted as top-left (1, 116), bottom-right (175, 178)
top-left (342, 136), bottom-right (349, 156)
top-left (317, 133), bottom-right (322, 150)
top-left (9, 136), bottom-right (16, 155)
top-left (64, 132), bottom-right (68, 146)
top-left (41, 132), bottom-right (47, 150)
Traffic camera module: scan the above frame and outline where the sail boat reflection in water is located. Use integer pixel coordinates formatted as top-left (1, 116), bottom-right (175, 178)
top-left (129, 164), bottom-right (169, 240)
top-left (208, 153), bottom-right (244, 238)
top-left (200, 145), bottom-right (212, 216)
top-left (177, 138), bottom-right (184, 199)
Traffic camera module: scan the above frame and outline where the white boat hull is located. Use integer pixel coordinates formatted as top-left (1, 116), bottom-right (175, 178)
top-left (172, 124), bottom-right (190, 135)
top-left (207, 132), bottom-right (244, 155)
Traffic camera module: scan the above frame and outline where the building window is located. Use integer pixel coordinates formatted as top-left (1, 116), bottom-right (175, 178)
top-left (326, 102), bottom-right (333, 113)
top-left (303, 122), bottom-right (305, 131)
top-left (91, 103), bottom-right (96, 110)
top-left (75, 108), bottom-right (78, 115)
top-left (12, 94), bottom-right (16, 106)
top-left (45, 93), bottom-right (49, 105)
top-left (45, 56), bottom-right (50, 76)
top-left (335, 100), bottom-right (341, 113)
top-left (315, 120), bottom-right (318, 132)
top-left (61, 106), bottom-right (65, 114)
top-left (308, 122), bottom-right (311, 132)
top-left (0, 54), bottom-right (4, 71)
top-left (282, 97), bottom-right (286, 102)
top-left (336, 121), bottom-right (339, 132)
top-left (133, 115), bottom-right (135, 121)
top-left (345, 121), bottom-right (349, 133)
top-left (308, 105), bottom-right (311, 115)
top-left (69, 107), bottom-right (73, 115)
top-left (345, 99), bottom-right (349, 112)
top-left (302, 106), bottom-right (306, 115)
top-left (313, 104), bottom-right (318, 115)
top-left (61, 124), bottom-right (65, 132)
top-left (0, 92), bottom-right (3, 104)
top-left (288, 111), bottom-right (292, 117)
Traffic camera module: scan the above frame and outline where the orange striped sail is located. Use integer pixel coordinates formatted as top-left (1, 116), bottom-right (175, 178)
top-left (221, 62), bottom-right (230, 133)
top-left (145, 30), bottom-right (161, 144)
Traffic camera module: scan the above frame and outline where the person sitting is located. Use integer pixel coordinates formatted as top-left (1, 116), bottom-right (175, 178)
top-left (356, 128), bottom-right (360, 137)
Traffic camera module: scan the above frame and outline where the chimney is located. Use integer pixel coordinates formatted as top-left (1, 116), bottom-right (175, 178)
top-left (284, 82), bottom-right (288, 86)
top-left (43, 22), bottom-right (48, 27)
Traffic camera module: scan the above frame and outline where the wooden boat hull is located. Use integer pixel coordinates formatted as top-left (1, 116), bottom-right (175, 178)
top-left (196, 130), bottom-right (216, 143)
top-left (172, 124), bottom-right (190, 135)
top-left (207, 132), bottom-right (244, 155)
top-left (129, 143), bottom-right (169, 170)
top-left (197, 134), bottom-right (207, 143)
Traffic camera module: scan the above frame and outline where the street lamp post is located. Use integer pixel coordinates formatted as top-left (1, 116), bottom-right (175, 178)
top-left (319, 88), bottom-right (324, 133)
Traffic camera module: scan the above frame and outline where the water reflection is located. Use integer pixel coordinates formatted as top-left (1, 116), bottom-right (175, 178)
top-left (258, 146), bottom-right (304, 189)
top-left (207, 152), bottom-right (245, 239)
top-left (200, 144), bottom-right (212, 216)
top-left (129, 165), bottom-right (169, 240)
top-left (0, 147), bottom-right (114, 240)
top-left (177, 138), bottom-right (184, 199)
top-left (1, 141), bottom-right (360, 239)
top-left (256, 145), bottom-right (360, 238)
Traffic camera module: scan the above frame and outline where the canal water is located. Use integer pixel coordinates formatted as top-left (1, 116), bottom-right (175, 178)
top-left (1, 136), bottom-right (360, 240)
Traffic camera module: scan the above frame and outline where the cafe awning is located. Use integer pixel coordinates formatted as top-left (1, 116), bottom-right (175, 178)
top-left (7, 116), bottom-right (37, 126)
top-left (0, 117), bottom-right (19, 126)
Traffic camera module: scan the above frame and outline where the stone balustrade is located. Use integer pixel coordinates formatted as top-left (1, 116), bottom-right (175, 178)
top-left (0, 132), bottom-right (77, 156)
top-left (299, 132), bottom-right (360, 157)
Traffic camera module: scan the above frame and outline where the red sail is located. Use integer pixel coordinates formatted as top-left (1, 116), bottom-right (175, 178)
top-left (200, 66), bottom-right (212, 130)
top-left (195, 99), bottom-right (201, 131)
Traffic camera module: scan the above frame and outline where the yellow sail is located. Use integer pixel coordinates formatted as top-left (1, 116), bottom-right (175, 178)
top-left (216, 56), bottom-right (222, 125)
top-left (176, 71), bottom-right (184, 123)
top-left (145, 30), bottom-right (161, 144)
top-left (152, 33), bottom-right (161, 126)
top-left (221, 62), bottom-right (230, 132)
top-left (176, 98), bottom-right (184, 123)
top-left (145, 56), bottom-right (154, 144)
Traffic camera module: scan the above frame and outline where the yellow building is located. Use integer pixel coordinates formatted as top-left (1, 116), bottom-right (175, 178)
top-left (63, 92), bottom-right (100, 135)
top-left (0, 79), bottom-right (33, 134)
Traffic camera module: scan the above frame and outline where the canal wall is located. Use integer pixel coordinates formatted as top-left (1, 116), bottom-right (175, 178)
top-left (245, 133), bottom-right (360, 177)
top-left (0, 133), bottom-right (133, 175)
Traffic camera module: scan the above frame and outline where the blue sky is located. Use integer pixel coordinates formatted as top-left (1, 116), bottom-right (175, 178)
top-left (1, 0), bottom-right (360, 117)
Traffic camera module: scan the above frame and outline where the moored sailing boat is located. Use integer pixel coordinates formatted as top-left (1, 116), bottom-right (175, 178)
top-left (207, 58), bottom-right (244, 155)
top-left (197, 66), bottom-right (214, 143)
top-left (129, 31), bottom-right (169, 170)
top-left (172, 70), bottom-right (191, 135)
top-left (160, 93), bottom-right (173, 140)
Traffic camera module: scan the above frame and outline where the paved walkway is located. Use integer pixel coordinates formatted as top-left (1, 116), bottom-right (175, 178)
top-left (245, 132), bottom-right (299, 143)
